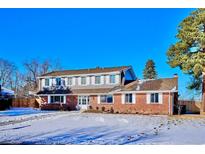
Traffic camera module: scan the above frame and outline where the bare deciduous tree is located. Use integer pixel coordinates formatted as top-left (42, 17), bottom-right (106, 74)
top-left (0, 58), bottom-right (17, 88)
top-left (23, 58), bottom-right (62, 92)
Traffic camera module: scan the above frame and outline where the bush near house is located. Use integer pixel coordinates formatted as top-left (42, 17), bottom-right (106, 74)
top-left (40, 103), bottom-right (72, 111)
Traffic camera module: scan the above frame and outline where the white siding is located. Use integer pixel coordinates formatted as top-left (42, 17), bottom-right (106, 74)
top-left (49, 78), bottom-right (52, 86)
top-left (86, 76), bottom-right (90, 85)
top-left (72, 77), bottom-right (76, 86)
top-left (65, 78), bottom-right (68, 86)
top-left (132, 93), bottom-right (136, 104)
top-left (53, 78), bottom-right (56, 85)
top-left (106, 75), bottom-right (110, 84)
top-left (91, 76), bottom-right (95, 85)
top-left (115, 74), bottom-right (120, 84)
top-left (63, 96), bottom-right (66, 104)
top-left (78, 77), bottom-right (81, 86)
top-left (146, 93), bottom-right (150, 104)
top-left (159, 93), bottom-right (163, 104)
top-left (100, 76), bottom-right (104, 84)
top-left (42, 79), bottom-right (45, 87)
top-left (97, 95), bottom-right (101, 104)
top-left (121, 94), bottom-right (125, 104)
top-left (48, 95), bottom-right (51, 104)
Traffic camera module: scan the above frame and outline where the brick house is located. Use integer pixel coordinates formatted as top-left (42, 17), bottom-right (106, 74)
top-left (37, 66), bottom-right (178, 115)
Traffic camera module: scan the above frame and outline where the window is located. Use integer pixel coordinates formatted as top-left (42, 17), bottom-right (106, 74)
top-left (110, 75), bottom-right (116, 84)
top-left (56, 78), bottom-right (61, 86)
top-left (78, 96), bottom-right (89, 105)
top-left (45, 78), bottom-right (49, 86)
top-left (50, 96), bottom-right (64, 103)
top-left (95, 76), bottom-right (101, 84)
top-left (81, 77), bottom-right (86, 85)
top-left (68, 77), bottom-right (72, 86)
top-left (125, 94), bottom-right (133, 103)
top-left (150, 93), bottom-right (159, 103)
top-left (100, 95), bottom-right (113, 103)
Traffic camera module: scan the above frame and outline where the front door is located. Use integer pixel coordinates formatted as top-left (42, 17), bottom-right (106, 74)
top-left (78, 96), bottom-right (90, 110)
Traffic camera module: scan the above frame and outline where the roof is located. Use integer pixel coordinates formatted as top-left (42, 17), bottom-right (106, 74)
top-left (40, 66), bottom-right (131, 77)
top-left (122, 77), bottom-right (178, 91)
top-left (0, 87), bottom-right (14, 96)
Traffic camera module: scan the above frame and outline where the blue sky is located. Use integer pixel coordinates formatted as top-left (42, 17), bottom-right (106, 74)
top-left (0, 8), bottom-right (197, 99)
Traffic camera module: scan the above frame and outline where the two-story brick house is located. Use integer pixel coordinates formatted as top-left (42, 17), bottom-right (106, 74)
top-left (37, 66), bottom-right (178, 115)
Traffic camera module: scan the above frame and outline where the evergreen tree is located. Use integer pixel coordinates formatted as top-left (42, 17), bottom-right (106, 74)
top-left (143, 59), bottom-right (157, 79)
top-left (167, 8), bottom-right (205, 90)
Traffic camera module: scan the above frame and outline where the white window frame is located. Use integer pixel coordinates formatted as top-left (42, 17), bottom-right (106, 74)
top-left (81, 77), bottom-right (86, 85)
top-left (67, 77), bottom-right (72, 86)
top-left (45, 78), bottom-right (50, 86)
top-left (95, 76), bottom-right (101, 85)
top-left (125, 93), bottom-right (133, 104)
top-left (109, 75), bottom-right (116, 84)
top-left (50, 95), bottom-right (66, 104)
top-left (56, 78), bottom-right (61, 86)
top-left (150, 93), bottom-right (159, 104)
top-left (99, 95), bottom-right (114, 104)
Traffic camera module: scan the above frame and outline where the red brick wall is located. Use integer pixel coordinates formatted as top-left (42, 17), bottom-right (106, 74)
top-left (66, 95), bottom-right (78, 110)
top-left (40, 96), bottom-right (48, 103)
top-left (90, 93), bottom-right (175, 115)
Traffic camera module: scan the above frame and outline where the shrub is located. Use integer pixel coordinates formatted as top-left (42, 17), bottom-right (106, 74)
top-left (110, 107), bottom-right (114, 113)
top-left (101, 106), bottom-right (105, 112)
top-left (83, 109), bottom-right (103, 113)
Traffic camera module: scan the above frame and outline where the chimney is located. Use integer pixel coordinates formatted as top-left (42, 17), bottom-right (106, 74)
top-left (173, 73), bottom-right (178, 78)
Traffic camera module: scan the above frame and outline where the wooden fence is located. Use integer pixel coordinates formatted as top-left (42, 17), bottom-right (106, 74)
top-left (12, 97), bottom-right (39, 108)
top-left (178, 100), bottom-right (201, 114)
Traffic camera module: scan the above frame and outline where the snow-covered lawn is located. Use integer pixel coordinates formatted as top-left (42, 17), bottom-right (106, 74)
top-left (0, 108), bottom-right (205, 145)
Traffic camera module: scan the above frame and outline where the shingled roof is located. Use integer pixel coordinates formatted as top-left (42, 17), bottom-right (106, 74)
top-left (122, 77), bottom-right (178, 91)
top-left (40, 66), bottom-right (130, 77)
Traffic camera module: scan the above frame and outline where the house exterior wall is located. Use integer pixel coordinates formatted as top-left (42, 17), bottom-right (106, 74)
top-left (39, 95), bottom-right (77, 110)
top-left (89, 93), bottom-right (175, 115)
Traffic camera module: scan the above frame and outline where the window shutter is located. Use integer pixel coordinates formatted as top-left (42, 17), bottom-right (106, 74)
top-left (132, 93), bottom-right (136, 104)
top-left (159, 93), bottom-right (163, 104)
top-left (121, 94), bottom-right (125, 104)
top-left (146, 93), bottom-right (150, 104)
top-left (97, 95), bottom-right (101, 104)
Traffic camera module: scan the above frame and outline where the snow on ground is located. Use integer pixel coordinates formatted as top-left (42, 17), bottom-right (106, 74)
top-left (0, 108), bottom-right (205, 145)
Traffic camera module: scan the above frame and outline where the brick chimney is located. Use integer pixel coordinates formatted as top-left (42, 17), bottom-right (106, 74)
top-left (201, 72), bottom-right (205, 114)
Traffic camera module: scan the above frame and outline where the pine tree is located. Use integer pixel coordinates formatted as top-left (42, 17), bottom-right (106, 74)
top-left (143, 59), bottom-right (157, 79)
top-left (167, 8), bottom-right (205, 90)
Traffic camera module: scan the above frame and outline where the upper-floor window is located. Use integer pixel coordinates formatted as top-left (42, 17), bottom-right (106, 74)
top-left (68, 77), bottom-right (72, 86)
top-left (45, 78), bottom-right (49, 86)
top-left (110, 75), bottom-right (116, 84)
top-left (95, 76), bottom-right (101, 84)
top-left (100, 95), bottom-right (113, 104)
top-left (81, 77), bottom-right (86, 85)
top-left (150, 93), bottom-right (159, 103)
top-left (125, 93), bottom-right (133, 103)
top-left (56, 78), bottom-right (61, 86)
